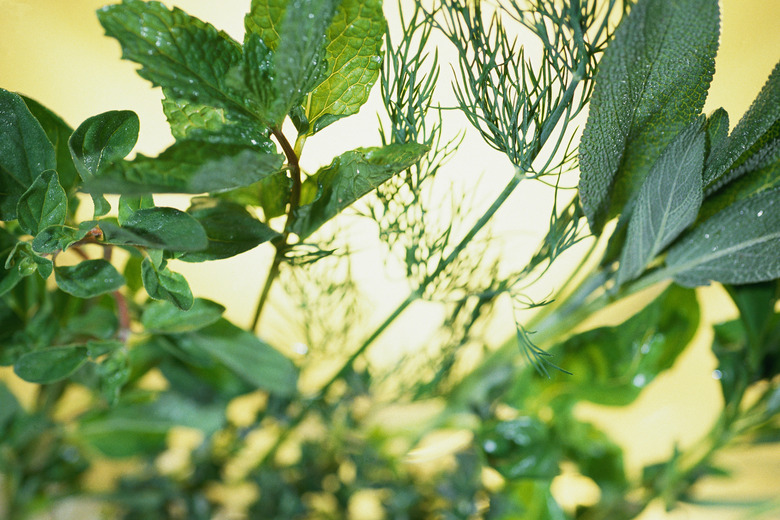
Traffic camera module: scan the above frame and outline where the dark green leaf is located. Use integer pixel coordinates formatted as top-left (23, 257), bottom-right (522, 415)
top-left (0, 88), bottom-right (56, 220)
top-left (117, 194), bottom-right (154, 226)
top-left (666, 188), bottom-right (780, 286)
top-left (0, 382), bottom-right (21, 431)
top-left (710, 320), bottom-right (749, 404)
top-left (4, 241), bottom-right (53, 281)
top-left (705, 61), bottom-right (780, 189)
top-left (69, 110), bottom-right (139, 179)
top-left (67, 307), bottom-right (119, 342)
top-left (79, 392), bottom-right (224, 458)
top-left (617, 121), bottom-right (705, 284)
top-left (97, 0), bottom-right (246, 112)
top-left (548, 285), bottom-right (700, 405)
top-left (83, 140), bottom-right (284, 194)
top-left (169, 318), bottom-right (297, 396)
top-left (141, 298), bottom-right (225, 334)
top-left (306, 0), bottom-right (386, 134)
top-left (725, 281), bottom-right (778, 355)
top-left (578, 0), bottom-right (719, 233)
top-left (258, 172), bottom-right (292, 218)
top-left (14, 345), bottom-right (89, 383)
top-left (113, 207), bottom-right (208, 252)
top-left (32, 225), bottom-right (90, 255)
top-left (20, 95), bottom-right (80, 193)
top-left (55, 259), bottom-right (125, 298)
top-left (141, 257), bottom-right (193, 310)
top-left (293, 142), bottom-right (429, 238)
top-left (16, 169), bottom-right (67, 236)
top-left (705, 108), bottom-right (730, 167)
top-left (180, 198), bottom-right (279, 262)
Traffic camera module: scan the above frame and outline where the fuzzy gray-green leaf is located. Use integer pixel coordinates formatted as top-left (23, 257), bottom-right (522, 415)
top-left (0, 89), bottom-right (56, 220)
top-left (578, 0), bottom-right (719, 233)
top-left (617, 121), bottom-right (705, 285)
top-left (666, 188), bottom-right (780, 286)
top-left (16, 170), bottom-right (67, 236)
top-left (293, 142), bottom-right (428, 238)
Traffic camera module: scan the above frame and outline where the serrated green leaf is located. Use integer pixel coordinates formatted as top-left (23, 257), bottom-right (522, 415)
top-left (666, 189), bottom-right (780, 286)
top-left (14, 345), bottom-right (89, 384)
top-left (161, 90), bottom-right (273, 150)
top-left (293, 142), bottom-right (428, 238)
top-left (0, 88), bottom-right (56, 220)
top-left (21, 95), bottom-right (80, 194)
top-left (169, 318), bottom-right (297, 396)
top-left (141, 257), bottom-right (193, 310)
top-left (245, 0), bottom-right (286, 50)
top-left (55, 259), bottom-right (124, 298)
top-left (115, 207), bottom-right (208, 252)
top-left (117, 194), bottom-right (154, 226)
top-left (32, 225), bottom-right (90, 255)
top-left (16, 170), bottom-right (67, 236)
top-left (305, 0), bottom-right (385, 134)
top-left (617, 121), bottom-right (705, 284)
top-left (578, 0), bottom-right (719, 234)
top-left (705, 61), bottom-right (780, 189)
top-left (97, 0), bottom-right (247, 112)
top-left (214, 171), bottom-right (292, 218)
top-left (141, 298), bottom-right (225, 334)
top-left (548, 285), bottom-right (699, 405)
top-left (83, 140), bottom-right (284, 194)
top-left (180, 198), bottom-right (279, 262)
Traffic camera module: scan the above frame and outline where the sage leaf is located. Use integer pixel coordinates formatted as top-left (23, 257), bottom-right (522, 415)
top-left (14, 345), bottom-right (89, 384)
top-left (306, 0), bottom-right (385, 134)
top-left (180, 199), bottom-right (280, 262)
top-left (168, 318), bottom-right (297, 396)
top-left (55, 259), bottom-right (125, 298)
top-left (21, 95), bottom-right (80, 193)
top-left (114, 207), bottom-right (208, 252)
top-left (705, 108), bottom-right (730, 165)
top-left (141, 257), bottom-right (194, 310)
top-left (666, 188), bottom-right (780, 286)
top-left (16, 169), bottom-right (67, 236)
top-left (705, 61), bottom-right (780, 189)
top-left (141, 298), bottom-right (225, 334)
top-left (547, 285), bottom-right (699, 405)
top-left (97, 0), bottom-right (246, 112)
top-left (617, 120), bottom-right (705, 285)
top-left (293, 142), bottom-right (429, 238)
top-left (578, 0), bottom-right (719, 233)
top-left (0, 89), bottom-right (56, 220)
top-left (83, 140), bottom-right (284, 194)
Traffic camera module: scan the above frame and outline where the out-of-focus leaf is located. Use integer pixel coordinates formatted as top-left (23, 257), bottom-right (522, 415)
top-left (666, 188), bottom-right (780, 287)
top-left (578, 0), bottom-right (719, 233)
top-left (141, 298), bottom-right (225, 334)
top-left (0, 88), bottom-right (56, 220)
top-left (547, 285), bottom-right (700, 405)
top-left (293, 142), bottom-right (429, 238)
top-left (14, 345), bottom-right (89, 383)
top-left (54, 259), bottom-right (125, 298)
top-left (711, 320), bottom-right (749, 404)
top-left (617, 120), bottom-right (705, 284)
top-left (5, 241), bottom-right (53, 281)
top-left (83, 140), bottom-right (284, 195)
top-left (16, 169), bottom-right (68, 236)
top-left (180, 198), bottom-right (279, 262)
top-left (480, 416), bottom-right (560, 480)
top-left (168, 318), bottom-right (297, 396)
top-left (0, 382), bottom-right (21, 432)
top-left (141, 258), bottom-right (193, 310)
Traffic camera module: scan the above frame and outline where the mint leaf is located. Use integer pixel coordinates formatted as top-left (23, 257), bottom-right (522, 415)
top-left (245, 0), bottom-right (286, 51)
top-left (97, 0), bottom-right (246, 112)
top-left (14, 345), bottom-right (89, 384)
top-left (306, 0), bottom-right (385, 134)
top-left (617, 120), bottom-right (705, 285)
top-left (55, 259), bottom-right (125, 298)
top-left (169, 318), bottom-right (298, 396)
top-left (16, 170), bottom-right (68, 236)
top-left (666, 188), bottom-right (780, 286)
top-left (141, 298), bottom-right (225, 334)
top-left (705, 61), bottom-right (780, 189)
top-left (293, 142), bottom-right (429, 238)
top-left (141, 257), bottom-right (194, 310)
top-left (83, 141), bottom-right (284, 194)
top-left (578, 0), bottom-right (719, 233)
top-left (180, 198), bottom-right (280, 262)
top-left (0, 89), bottom-right (56, 220)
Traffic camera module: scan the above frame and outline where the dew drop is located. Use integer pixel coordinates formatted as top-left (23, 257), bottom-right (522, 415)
top-left (757, 210), bottom-right (764, 217)
top-left (704, 233), bottom-right (710, 239)
top-left (632, 374), bottom-right (646, 387)
top-left (483, 440), bottom-right (498, 453)
top-left (712, 369), bottom-right (722, 380)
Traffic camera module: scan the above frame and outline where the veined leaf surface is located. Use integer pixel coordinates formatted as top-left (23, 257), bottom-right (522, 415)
top-left (16, 170), bottom-right (68, 236)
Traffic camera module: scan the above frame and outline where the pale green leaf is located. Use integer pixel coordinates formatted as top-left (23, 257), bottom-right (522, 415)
top-left (306, 0), bottom-right (385, 134)
top-left (666, 189), bottom-right (780, 286)
top-left (245, 0), bottom-right (286, 50)
top-left (16, 169), bottom-right (67, 236)
top-left (141, 257), bottom-right (193, 310)
top-left (617, 121), bottom-right (705, 284)
top-left (55, 259), bottom-right (125, 298)
top-left (0, 88), bottom-right (56, 220)
top-left (293, 142), bottom-right (429, 238)
top-left (578, 0), bottom-right (719, 233)
top-left (142, 298), bottom-right (225, 334)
